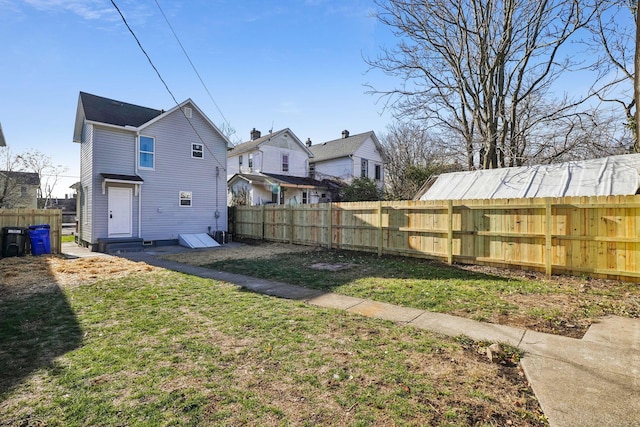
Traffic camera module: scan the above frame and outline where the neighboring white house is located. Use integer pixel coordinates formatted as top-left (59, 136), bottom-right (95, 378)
top-left (227, 128), bottom-right (312, 177)
top-left (415, 153), bottom-right (640, 201)
top-left (308, 130), bottom-right (385, 188)
top-left (227, 128), bottom-right (340, 205)
top-left (73, 91), bottom-right (229, 251)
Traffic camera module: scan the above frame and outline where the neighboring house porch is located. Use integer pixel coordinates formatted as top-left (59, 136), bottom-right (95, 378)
top-left (228, 172), bottom-right (340, 206)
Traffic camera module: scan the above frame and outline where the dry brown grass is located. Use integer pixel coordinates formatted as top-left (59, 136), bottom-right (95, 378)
top-left (0, 255), bottom-right (158, 299)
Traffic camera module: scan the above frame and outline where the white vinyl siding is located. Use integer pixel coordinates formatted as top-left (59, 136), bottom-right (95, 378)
top-left (135, 104), bottom-right (228, 240)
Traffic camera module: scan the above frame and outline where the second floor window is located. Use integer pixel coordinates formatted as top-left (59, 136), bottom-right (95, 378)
top-left (282, 154), bottom-right (289, 172)
top-left (361, 159), bottom-right (368, 178)
top-left (248, 153), bottom-right (253, 169)
top-left (192, 143), bottom-right (203, 158)
top-left (139, 136), bottom-right (155, 169)
top-left (239, 155), bottom-right (243, 168)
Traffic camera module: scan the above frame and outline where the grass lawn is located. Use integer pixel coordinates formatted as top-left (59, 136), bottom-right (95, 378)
top-left (164, 241), bottom-right (640, 338)
top-left (0, 256), bottom-right (546, 426)
top-left (60, 235), bottom-right (75, 243)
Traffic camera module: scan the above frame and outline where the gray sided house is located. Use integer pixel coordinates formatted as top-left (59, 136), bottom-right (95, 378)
top-left (73, 92), bottom-right (229, 251)
top-left (308, 130), bottom-right (385, 188)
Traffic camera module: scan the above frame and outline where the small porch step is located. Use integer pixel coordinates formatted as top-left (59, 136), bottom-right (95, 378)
top-left (97, 237), bottom-right (144, 254)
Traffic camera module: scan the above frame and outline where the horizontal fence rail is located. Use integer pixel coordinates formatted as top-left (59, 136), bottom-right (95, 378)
top-left (230, 196), bottom-right (640, 282)
top-left (0, 209), bottom-right (63, 255)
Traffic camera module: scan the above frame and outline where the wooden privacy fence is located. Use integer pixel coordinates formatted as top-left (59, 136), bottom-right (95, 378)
top-left (0, 209), bottom-right (63, 254)
top-left (230, 195), bottom-right (640, 282)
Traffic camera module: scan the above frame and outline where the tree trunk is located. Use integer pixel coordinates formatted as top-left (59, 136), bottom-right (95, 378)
top-left (634, 3), bottom-right (640, 152)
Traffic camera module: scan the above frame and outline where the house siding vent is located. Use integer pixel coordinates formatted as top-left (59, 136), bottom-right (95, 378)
top-left (183, 107), bottom-right (193, 118)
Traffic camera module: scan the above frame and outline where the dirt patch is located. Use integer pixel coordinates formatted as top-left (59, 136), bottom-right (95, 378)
top-left (0, 255), bottom-right (159, 299)
top-left (309, 262), bottom-right (355, 271)
top-left (160, 242), bottom-right (319, 266)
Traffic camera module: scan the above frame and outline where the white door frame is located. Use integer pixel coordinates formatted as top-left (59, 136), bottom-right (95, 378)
top-left (108, 187), bottom-right (133, 237)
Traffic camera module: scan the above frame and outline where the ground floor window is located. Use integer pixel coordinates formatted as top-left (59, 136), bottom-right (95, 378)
top-left (179, 191), bottom-right (192, 207)
top-left (302, 191), bottom-right (308, 204)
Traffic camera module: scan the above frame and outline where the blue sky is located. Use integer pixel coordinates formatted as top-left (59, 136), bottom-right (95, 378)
top-left (0, 0), bottom-right (396, 196)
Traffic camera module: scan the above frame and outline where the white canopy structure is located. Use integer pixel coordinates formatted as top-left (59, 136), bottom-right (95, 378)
top-left (416, 154), bottom-right (640, 201)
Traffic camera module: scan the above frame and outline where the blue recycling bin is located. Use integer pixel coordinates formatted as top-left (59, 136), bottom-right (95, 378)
top-left (28, 224), bottom-right (51, 255)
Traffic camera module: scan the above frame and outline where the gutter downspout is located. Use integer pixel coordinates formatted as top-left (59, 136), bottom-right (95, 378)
top-left (135, 132), bottom-right (142, 240)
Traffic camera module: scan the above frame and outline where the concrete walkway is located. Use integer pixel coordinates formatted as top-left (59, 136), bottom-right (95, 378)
top-left (63, 243), bottom-right (640, 427)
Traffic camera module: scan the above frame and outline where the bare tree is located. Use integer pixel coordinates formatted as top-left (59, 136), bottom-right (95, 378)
top-left (380, 122), bottom-right (461, 199)
top-left (585, 0), bottom-right (637, 149)
top-left (19, 150), bottom-right (68, 208)
top-left (366, 0), bottom-right (598, 170)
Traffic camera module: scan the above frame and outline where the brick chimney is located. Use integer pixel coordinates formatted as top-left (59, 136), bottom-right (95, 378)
top-left (250, 128), bottom-right (261, 140)
top-left (306, 138), bottom-right (312, 147)
top-left (342, 130), bottom-right (349, 139)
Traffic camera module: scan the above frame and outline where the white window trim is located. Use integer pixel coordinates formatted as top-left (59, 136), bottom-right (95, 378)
top-left (179, 191), bottom-right (192, 207)
top-left (361, 158), bottom-right (368, 178)
top-left (138, 135), bottom-right (155, 170)
top-left (192, 143), bottom-right (204, 159)
top-left (282, 153), bottom-right (289, 172)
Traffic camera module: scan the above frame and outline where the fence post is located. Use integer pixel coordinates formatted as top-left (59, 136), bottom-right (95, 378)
top-left (545, 197), bottom-right (552, 276)
top-left (289, 204), bottom-right (294, 244)
top-left (447, 200), bottom-right (453, 265)
top-left (260, 205), bottom-right (265, 241)
top-left (327, 203), bottom-right (332, 250)
top-left (377, 201), bottom-right (383, 256)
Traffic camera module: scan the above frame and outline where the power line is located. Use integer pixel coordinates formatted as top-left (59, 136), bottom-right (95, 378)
top-left (153, 0), bottom-right (234, 139)
top-left (110, 0), bottom-right (226, 171)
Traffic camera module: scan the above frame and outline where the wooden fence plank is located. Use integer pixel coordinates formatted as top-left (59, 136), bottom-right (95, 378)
top-left (232, 195), bottom-right (640, 282)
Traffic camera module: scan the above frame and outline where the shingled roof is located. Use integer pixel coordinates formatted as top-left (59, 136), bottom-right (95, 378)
top-left (229, 172), bottom-right (337, 189)
top-left (73, 92), bottom-right (165, 143)
top-left (308, 131), bottom-right (378, 163)
top-left (79, 92), bottom-right (163, 127)
top-left (0, 171), bottom-right (40, 186)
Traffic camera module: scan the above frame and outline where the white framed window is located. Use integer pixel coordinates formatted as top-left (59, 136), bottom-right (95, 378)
top-left (361, 159), bottom-right (368, 178)
top-left (192, 143), bottom-right (203, 158)
top-left (179, 191), bottom-right (192, 207)
top-left (239, 155), bottom-right (243, 168)
top-left (375, 164), bottom-right (382, 180)
top-left (139, 135), bottom-right (155, 169)
top-left (282, 153), bottom-right (289, 172)
top-left (248, 153), bottom-right (253, 169)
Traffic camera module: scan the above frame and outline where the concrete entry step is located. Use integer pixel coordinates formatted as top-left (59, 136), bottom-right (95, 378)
top-left (97, 237), bottom-right (143, 254)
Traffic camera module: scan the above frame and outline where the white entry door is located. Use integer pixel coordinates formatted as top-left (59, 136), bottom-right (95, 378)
top-left (108, 187), bottom-right (132, 237)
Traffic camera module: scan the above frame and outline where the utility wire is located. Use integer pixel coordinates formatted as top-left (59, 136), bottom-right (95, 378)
top-left (153, 0), bottom-right (234, 142)
top-left (110, 0), bottom-right (226, 171)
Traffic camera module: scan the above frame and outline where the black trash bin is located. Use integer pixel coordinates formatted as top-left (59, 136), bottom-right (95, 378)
top-left (1, 227), bottom-right (28, 257)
